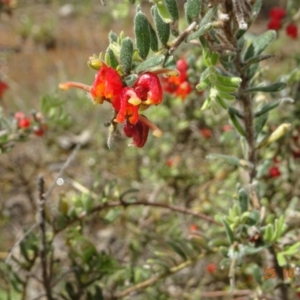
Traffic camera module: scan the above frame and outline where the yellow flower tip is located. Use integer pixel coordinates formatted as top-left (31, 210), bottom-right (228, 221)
top-left (59, 83), bottom-right (70, 90)
top-left (128, 97), bottom-right (142, 106)
top-left (153, 129), bottom-right (163, 138)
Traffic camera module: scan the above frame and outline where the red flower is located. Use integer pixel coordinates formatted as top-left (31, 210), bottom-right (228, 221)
top-left (286, 23), bottom-right (298, 39)
top-left (267, 18), bottom-right (282, 30)
top-left (59, 64), bottom-right (163, 147)
top-left (206, 264), bottom-right (216, 273)
top-left (269, 7), bottom-right (286, 20)
top-left (123, 116), bottom-right (150, 147)
top-left (200, 128), bottom-right (212, 139)
top-left (18, 118), bottom-right (31, 129)
top-left (163, 58), bottom-right (192, 100)
top-left (269, 166), bottom-right (281, 178)
top-left (33, 125), bottom-right (47, 137)
top-left (133, 72), bottom-right (163, 106)
top-left (90, 63), bottom-right (123, 104)
top-left (0, 80), bottom-right (8, 97)
top-left (189, 224), bottom-right (198, 232)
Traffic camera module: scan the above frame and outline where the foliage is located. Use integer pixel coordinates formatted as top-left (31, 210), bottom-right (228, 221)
top-left (1, 0), bottom-right (300, 300)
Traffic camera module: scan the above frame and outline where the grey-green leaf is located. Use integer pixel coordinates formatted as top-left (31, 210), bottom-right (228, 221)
top-left (244, 30), bottom-right (277, 61)
top-left (245, 82), bottom-right (286, 93)
top-left (124, 74), bottom-right (138, 87)
top-left (135, 54), bottom-right (165, 73)
top-left (187, 23), bottom-right (212, 42)
top-left (164, 0), bottom-right (179, 21)
top-left (108, 30), bottom-right (118, 43)
top-left (151, 5), bottom-right (170, 46)
top-left (120, 37), bottom-right (133, 74)
top-left (148, 23), bottom-right (159, 52)
top-left (106, 48), bottom-right (119, 69)
top-left (222, 218), bottom-right (235, 244)
top-left (185, 0), bottom-right (201, 24)
top-left (134, 12), bottom-right (151, 59)
top-left (238, 188), bottom-right (248, 213)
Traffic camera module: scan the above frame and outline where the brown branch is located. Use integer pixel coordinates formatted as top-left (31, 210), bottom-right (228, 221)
top-left (112, 253), bottom-right (204, 299)
top-left (169, 21), bottom-right (197, 55)
top-left (37, 175), bottom-right (53, 300)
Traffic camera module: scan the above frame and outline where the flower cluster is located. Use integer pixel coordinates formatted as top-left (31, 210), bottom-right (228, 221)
top-left (162, 58), bottom-right (192, 100)
top-left (14, 111), bottom-right (47, 137)
top-left (59, 62), bottom-right (163, 147)
top-left (267, 7), bottom-right (298, 39)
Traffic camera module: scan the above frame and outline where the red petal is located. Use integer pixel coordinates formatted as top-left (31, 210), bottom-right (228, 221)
top-left (123, 117), bottom-right (149, 147)
top-left (134, 72), bottom-right (163, 105)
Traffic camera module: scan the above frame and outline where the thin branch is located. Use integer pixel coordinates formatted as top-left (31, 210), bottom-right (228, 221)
top-left (44, 143), bottom-right (81, 200)
top-left (5, 144), bottom-right (81, 265)
top-left (5, 223), bottom-right (38, 264)
top-left (37, 176), bottom-right (53, 300)
top-left (113, 253), bottom-right (204, 299)
top-left (169, 21), bottom-right (197, 54)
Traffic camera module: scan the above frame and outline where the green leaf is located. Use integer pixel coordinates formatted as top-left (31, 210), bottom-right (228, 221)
top-left (245, 82), bottom-right (286, 93)
top-left (134, 11), bottom-right (151, 59)
top-left (206, 153), bottom-right (253, 169)
top-left (152, 0), bottom-right (172, 23)
top-left (222, 218), bottom-right (235, 244)
top-left (167, 240), bottom-right (187, 260)
top-left (196, 81), bottom-right (209, 92)
top-left (200, 6), bottom-right (217, 27)
top-left (246, 210), bottom-right (260, 225)
top-left (151, 5), bottom-right (170, 46)
top-left (185, 0), bottom-right (202, 24)
top-left (282, 242), bottom-right (300, 256)
top-left (254, 99), bottom-right (286, 117)
top-left (263, 224), bottom-right (273, 242)
top-left (216, 94), bottom-right (227, 109)
top-left (129, 0), bottom-right (135, 4)
top-left (164, 0), bottom-right (179, 21)
top-left (124, 74), bottom-right (138, 87)
top-left (108, 30), bottom-right (118, 43)
top-left (254, 111), bottom-right (268, 137)
top-left (228, 106), bottom-right (243, 119)
top-left (215, 74), bottom-right (242, 87)
top-left (187, 23), bottom-right (212, 42)
top-left (148, 23), bottom-right (159, 52)
top-left (106, 48), bottom-right (119, 69)
top-left (238, 188), bottom-right (248, 213)
top-left (135, 54), bottom-right (165, 73)
top-left (229, 110), bottom-right (246, 136)
top-left (244, 30), bottom-right (277, 61)
top-left (277, 253), bottom-right (287, 267)
top-left (120, 37), bottom-right (134, 74)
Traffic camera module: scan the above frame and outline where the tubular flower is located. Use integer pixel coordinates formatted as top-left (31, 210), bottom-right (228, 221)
top-left (59, 62), bottom-right (163, 147)
top-left (90, 63), bottom-right (123, 104)
top-left (162, 58), bottom-right (193, 100)
top-left (134, 72), bottom-right (163, 106)
top-left (123, 117), bottom-right (150, 148)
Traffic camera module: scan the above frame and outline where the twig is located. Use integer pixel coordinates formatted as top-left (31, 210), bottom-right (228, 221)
top-left (37, 176), bottom-right (53, 300)
top-left (44, 143), bottom-right (81, 200)
top-left (113, 253), bottom-right (204, 299)
top-left (200, 289), bottom-right (251, 297)
top-left (5, 223), bottom-right (38, 264)
top-left (67, 179), bottom-right (221, 226)
top-left (169, 21), bottom-right (197, 54)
